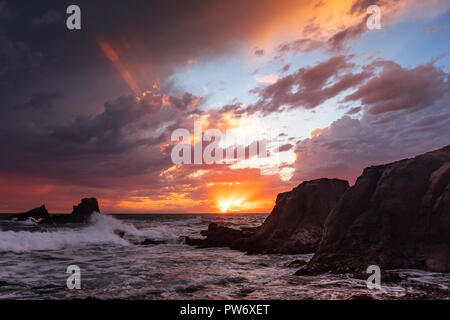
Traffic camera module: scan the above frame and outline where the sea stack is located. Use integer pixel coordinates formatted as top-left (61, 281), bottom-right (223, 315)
top-left (41, 198), bottom-right (100, 224)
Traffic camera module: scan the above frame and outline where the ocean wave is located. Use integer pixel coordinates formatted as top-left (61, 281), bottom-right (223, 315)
top-left (0, 213), bottom-right (186, 252)
top-left (166, 217), bottom-right (203, 226)
top-left (0, 213), bottom-right (135, 252)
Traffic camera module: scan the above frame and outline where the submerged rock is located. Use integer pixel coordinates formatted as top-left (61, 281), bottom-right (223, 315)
top-left (187, 178), bottom-right (349, 254)
top-left (301, 145), bottom-right (450, 275)
top-left (8, 205), bottom-right (49, 222)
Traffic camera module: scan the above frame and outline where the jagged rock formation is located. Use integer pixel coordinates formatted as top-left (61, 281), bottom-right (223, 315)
top-left (8, 205), bottom-right (49, 222)
top-left (298, 145), bottom-right (450, 275)
top-left (41, 198), bottom-right (100, 224)
top-left (186, 178), bottom-right (350, 254)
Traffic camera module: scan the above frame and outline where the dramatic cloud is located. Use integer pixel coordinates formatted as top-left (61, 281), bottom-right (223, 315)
top-left (247, 55), bottom-right (449, 116)
top-left (248, 55), bottom-right (372, 114)
top-left (293, 98), bottom-right (450, 184)
top-left (274, 0), bottom-right (450, 57)
top-left (0, 0), bottom-right (449, 212)
top-left (344, 59), bottom-right (450, 114)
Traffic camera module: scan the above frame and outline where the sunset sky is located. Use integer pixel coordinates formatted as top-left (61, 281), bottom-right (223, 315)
top-left (1, 0), bottom-right (449, 213)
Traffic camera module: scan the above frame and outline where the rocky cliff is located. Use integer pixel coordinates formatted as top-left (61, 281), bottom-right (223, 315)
top-left (298, 145), bottom-right (450, 274)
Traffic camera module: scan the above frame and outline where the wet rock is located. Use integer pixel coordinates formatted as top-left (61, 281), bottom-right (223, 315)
top-left (293, 265), bottom-right (316, 276)
top-left (301, 145), bottom-right (450, 275)
top-left (193, 223), bottom-right (258, 249)
top-left (236, 288), bottom-right (255, 297)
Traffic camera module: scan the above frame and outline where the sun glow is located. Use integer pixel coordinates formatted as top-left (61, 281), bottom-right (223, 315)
top-left (217, 198), bottom-right (245, 213)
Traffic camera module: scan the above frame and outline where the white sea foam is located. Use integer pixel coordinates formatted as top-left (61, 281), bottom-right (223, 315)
top-left (0, 213), bottom-right (184, 252)
top-left (0, 213), bottom-right (129, 252)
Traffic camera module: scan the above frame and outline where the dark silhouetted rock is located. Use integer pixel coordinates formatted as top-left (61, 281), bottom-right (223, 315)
top-left (185, 223), bottom-right (258, 249)
top-left (187, 178), bottom-right (349, 254)
top-left (114, 230), bottom-right (126, 238)
top-left (285, 260), bottom-right (308, 268)
top-left (349, 294), bottom-right (375, 300)
top-left (300, 145), bottom-right (450, 275)
top-left (8, 205), bottom-right (49, 222)
top-left (40, 198), bottom-right (100, 224)
top-left (243, 178), bottom-right (349, 253)
top-left (136, 238), bottom-right (166, 245)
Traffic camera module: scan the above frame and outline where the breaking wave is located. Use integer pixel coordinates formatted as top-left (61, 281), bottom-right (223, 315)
top-left (0, 213), bottom-right (176, 253)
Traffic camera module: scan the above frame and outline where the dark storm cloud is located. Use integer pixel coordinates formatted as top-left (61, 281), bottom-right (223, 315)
top-left (0, 29), bottom-right (42, 75)
top-left (1, 0), bottom-right (351, 124)
top-left (31, 10), bottom-right (62, 26)
top-left (18, 91), bottom-right (63, 110)
top-left (0, 0), bottom-right (12, 20)
top-left (0, 89), bottom-right (200, 188)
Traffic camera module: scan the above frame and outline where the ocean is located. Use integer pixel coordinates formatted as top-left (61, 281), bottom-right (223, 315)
top-left (0, 213), bottom-right (448, 300)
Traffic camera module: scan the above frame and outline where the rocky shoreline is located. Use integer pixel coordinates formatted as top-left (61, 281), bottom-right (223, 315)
top-left (187, 145), bottom-right (450, 275)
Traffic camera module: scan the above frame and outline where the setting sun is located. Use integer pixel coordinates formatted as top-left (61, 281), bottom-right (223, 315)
top-left (218, 198), bottom-right (245, 213)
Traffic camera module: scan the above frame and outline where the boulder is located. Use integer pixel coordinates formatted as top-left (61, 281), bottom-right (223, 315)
top-left (301, 145), bottom-right (450, 274)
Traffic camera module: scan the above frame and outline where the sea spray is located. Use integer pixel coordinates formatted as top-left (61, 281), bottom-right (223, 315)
top-left (0, 213), bottom-right (130, 252)
top-left (0, 213), bottom-right (184, 252)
